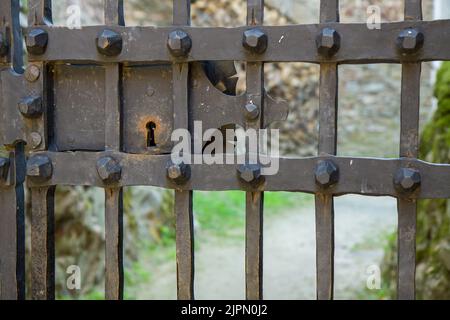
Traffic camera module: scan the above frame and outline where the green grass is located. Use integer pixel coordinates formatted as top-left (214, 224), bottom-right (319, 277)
top-left (194, 191), bottom-right (312, 238)
top-left (352, 286), bottom-right (392, 300)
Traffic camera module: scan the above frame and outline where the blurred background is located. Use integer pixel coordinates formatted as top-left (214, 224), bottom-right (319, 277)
top-left (11, 0), bottom-right (450, 299)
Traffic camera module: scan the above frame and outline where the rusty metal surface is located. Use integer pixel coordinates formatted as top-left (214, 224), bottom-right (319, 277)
top-left (315, 0), bottom-right (339, 300)
top-left (244, 0), bottom-right (265, 301)
top-left (0, 0), bottom-right (449, 301)
top-left (122, 64), bottom-right (173, 154)
top-left (21, 152), bottom-right (450, 198)
top-left (397, 1), bottom-right (423, 301)
top-left (0, 144), bottom-right (25, 300)
top-left (30, 186), bottom-right (55, 300)
top-left (23, 20), bottom-right (450, 64)
top-left (51, 64), bottom-right (106, 151)
top-left (172, 0), bottom-right (194, 301)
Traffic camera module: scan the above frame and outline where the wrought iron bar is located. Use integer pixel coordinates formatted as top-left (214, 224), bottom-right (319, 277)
top-left (103, 0), bottom-right (125, 300)
top-left (0, 144), bottom-right (25, 299)
top-left (22, 152), bottom-right (450, 198)
top-left (172, 0), bottom-right (195, 301)
top-left (30, 186), bottom-right (55, 300)
top-left (25, 21), bottom-right (450, 63)
top-left (397, 0), bottom-right (423, 301)
top-left (28, 0), bottom-right (54, 300)
top-left (0, 0), bottom-right (25, 301)
top-left (244, 0), bottom-right (265, 301)
top-left (315, 0), bottom-right (339, 301)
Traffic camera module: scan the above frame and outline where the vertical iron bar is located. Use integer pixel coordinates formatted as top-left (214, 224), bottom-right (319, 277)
top-left (315, 0), bottom-right (339, 300)
top-left (105, 187), bottom-right (124, 300)
top-left (320, 0), bottom-right (340, 24)
top-left (397, 0), bottom-right (422, 301)
top-left (28, 0), bottom-right (54, 300)
top-left (104, 63), bottom-right (122, 151)
top-left (245, 0), bottom-right (264, 300)
top-left (0, 144), bottom-right (26, 300)
top-left (104, 0), bottom-right (123, 150)
top-left (404, 0), bottom-right (423, 21)
top-left (31, 186), bottom-right (55, 300)
top-left (103, 0), bottom-right (124, 300)
top-left (105, 0), bottom-right (125, 26)
top-left (0, 1), bottom-right (25, 300)
top-left (0, 0), bottom-right (23, 72)
top-left (28, 0), bottom-right (52, 26)
top-left (173, 0), bottom-right (194, 300)
top-left (175, 189), bottom-right (194, 300)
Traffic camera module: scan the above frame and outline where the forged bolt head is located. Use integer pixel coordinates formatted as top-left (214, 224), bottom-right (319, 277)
top-left (167, 30), bottom-right (192, 57)
top-left (397, 28), bottom-right (424, 54)
top-left (96, 157), bottom-right (122, 184)
top-left (27, 155), bottom-right (52, 181)
top-left (96, 29), bottom-right (123, 56)
top-left (243, 28), bottom-right (268, 54)
top-left (0, 32), bottom-right (8, 57)
top-left (315, 160), bottom-right (339, 188)
top-left (18, 96), bottom-right (43, 118)
top-left (316, 28), bottom-right (340, 57)
top-left (237, 164), bottom-right (264, 185)
top-left (0, 157), bottom-right (10, 181)
top-left (26, 28), bottom-right (48, 55)
top-left (244, 103), bottom-right (260, 120)
top-left (25, 64), bottom-right (41, 82)
top-left (394, 168), bottom-right (421, 193)
top-left (166, 160), bottom-right (191, 185)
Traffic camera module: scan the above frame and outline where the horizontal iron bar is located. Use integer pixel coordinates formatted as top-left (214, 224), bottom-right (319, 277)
top-left (26, 151), bottom-right (450, 198)
top-left (26, 20), bottom-right (450, 63)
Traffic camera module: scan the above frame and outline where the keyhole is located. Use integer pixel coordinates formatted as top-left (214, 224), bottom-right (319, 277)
top-left (146, 122), bottom-right (157, 147)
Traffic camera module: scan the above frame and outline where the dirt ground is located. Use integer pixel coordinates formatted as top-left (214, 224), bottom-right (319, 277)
top-left (134, 195), bottom-right (397, 300)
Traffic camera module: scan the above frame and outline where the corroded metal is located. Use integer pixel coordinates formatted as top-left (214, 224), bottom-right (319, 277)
top-left (0, 0), bottom-right (449, 301)
top-left (25, 28), bottom-right (48, 55)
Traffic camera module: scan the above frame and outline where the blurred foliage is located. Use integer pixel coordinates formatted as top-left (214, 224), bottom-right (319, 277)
top-left (382, 62), bottom-right (450, 300)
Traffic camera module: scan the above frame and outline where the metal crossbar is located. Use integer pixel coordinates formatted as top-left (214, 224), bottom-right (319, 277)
top-left (0, 0), bottom-right (449, 300)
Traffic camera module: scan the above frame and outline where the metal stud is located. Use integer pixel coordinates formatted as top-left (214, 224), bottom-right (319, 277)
top-left (25, 64), bottom-right (41, 82)
top-left (26, 28), bottom-right (48, 55)
top-left (96, 156), bottom-right (122, 184)
top-left (30, 132), bottom-right (43, 149)
top-left (243, 28), bottom-right (268, 54)
top-left (18, 96), bottom-right (43, 118)
top-left (394, 168), bottom-right (421, 193)
top-left (397, 28), bottom-right (424, 54)
top-left (244, 103), bottom-right (260, 121)
top-left (316, 28), bottom-right (341, 57)
top-left (167, 30), bottom-right (192, 58)
top-left (315, 160), bottom-right (339, 188)
top-left (96, 29), bottom-right (123, 56)
top-left (237, 164), bottom-right (264, 186)
top-left (27, 155), bottom-right (53, 182)
top-left (166, 160), bottom-right (191, 185)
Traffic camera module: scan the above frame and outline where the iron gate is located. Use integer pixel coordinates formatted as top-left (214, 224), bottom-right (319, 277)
top-left (0, 0), bottom-right (449, 300)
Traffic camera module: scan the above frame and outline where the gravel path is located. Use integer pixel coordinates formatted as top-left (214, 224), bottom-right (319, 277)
top-left (135, 195), bottom-right (397, 300)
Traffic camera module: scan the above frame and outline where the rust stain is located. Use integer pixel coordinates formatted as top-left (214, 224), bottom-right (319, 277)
top-left (137, 115), bottom-right (168, 144)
